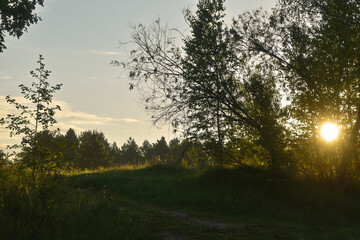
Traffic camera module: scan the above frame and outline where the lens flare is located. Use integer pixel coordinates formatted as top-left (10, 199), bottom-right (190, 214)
top-left (321, 123), bottom-right (339, 142)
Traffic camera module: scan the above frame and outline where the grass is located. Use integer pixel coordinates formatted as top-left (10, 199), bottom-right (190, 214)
top-left (0, 167), bottom-right (156, 240)
top-left (1, 164), bottom-right (360, 239)
top-left (73, 164), bottom-right (360, 239)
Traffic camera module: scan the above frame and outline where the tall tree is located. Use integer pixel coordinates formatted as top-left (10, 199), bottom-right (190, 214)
top-left (63, 128), bottom-right (79, 167)
top-left (183, 0), bottom-right (289, 168)
top-left (76, 130), bottom-right (111, 170)
top-left (0, 0), bottom-right (45, 52)
top-left (140, 140), bottom-right (154, 164)
top-left (232, 0), bottom-right (360, 177)
top-left (120, 137), bottom-right (141, 165)
top-left (182, 0), bottom-right (231, 164)
top-left (152, 136), bottom-right (170, 163)
top-left (117, 0), bottom-right (289, 169)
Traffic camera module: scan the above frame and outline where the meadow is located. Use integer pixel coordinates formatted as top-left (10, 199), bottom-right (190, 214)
top-left (71, 165), bottom-right (360, 239)
top-left (2, 164), bottom-right (358, 240)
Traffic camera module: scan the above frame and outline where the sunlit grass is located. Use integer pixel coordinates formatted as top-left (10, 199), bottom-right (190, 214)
top-left (68, 163), bottom-right (151, 176)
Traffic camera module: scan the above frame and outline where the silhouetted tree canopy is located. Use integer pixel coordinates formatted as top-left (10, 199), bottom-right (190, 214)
top-left (152, 136), bottom-right (170, 163)
top-left (231, 0), bottom-right (360, 178)
top-left (0, 0), bottom-right (44, 52)
top-left (0, 149), bottom-right (7, 166)
top-left (63, 128), bottom-right (79, 167)
top-left (115, 0), bottom-right (360, 178)
top-left (76, 130), bottom-right (111, 170)
top-left (116, 0), bottom-right (290, 170)
top-left (119, 137), bottom-right (141, 165)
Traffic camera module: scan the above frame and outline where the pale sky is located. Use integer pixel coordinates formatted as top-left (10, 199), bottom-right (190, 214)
top-left (0, 0), bottom-right (277, 149)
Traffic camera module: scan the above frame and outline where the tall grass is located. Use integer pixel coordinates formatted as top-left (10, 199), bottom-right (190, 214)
top-left (2, 163), bottom-right (360, 239)
top-left (0, 165), bottom-right (155, 240)
top-left (74, 164), bottom-right (360, 228)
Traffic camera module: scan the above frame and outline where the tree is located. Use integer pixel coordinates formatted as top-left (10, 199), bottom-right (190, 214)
top-left (63, 128), bottom-right (79, 167)
top-left (0, 149), bottom-right (7, 166)
top-left (109, 142), bottom-right (121, 165)
top-left (183, 0), bottom-right (290, 168)
top-left (0, 55), bottom-right (62, 240)
top-left (182, 0), bottom-right (232, 165)
top-left (76, 130), bottom-right (111, 170)
top-left (0, 55), bottom-right (62, 180)
top-left (112, 18), bottom-right (186, 128)
top-left (169, 138), bottom-right (181, 164)
top-left (0, 0), bottom-right (45, 52)
top-left (231, 0), bottom-right (360, 177)
top-left (119, 137), bottom-right (141, 165)
top-left (140, 140), bottom-right (154, 163)
top-left (152, 136), bottom-right (170, 163)
top-left (19, 130), bottom-right (66, 174)
top-left (117, 0), bottom-right (289, 169)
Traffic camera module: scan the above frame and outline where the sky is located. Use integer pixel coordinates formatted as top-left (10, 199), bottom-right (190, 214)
top-left (0, 0), bottom-right (277, 150)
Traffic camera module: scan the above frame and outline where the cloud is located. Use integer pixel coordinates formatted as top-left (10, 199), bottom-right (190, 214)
top-left (54, 101), bottom-right (117, 126)
top-left (0, 76), bottom-right (14, 79)
top-left (120, 118), bottom-right (139, 123)
top-left (0, 97), bottom-right (141, 145)
top-left (91, 50), bottom-right (121, 56)
top-left (0, 143), bottom-right (8, 149)
top-left (56, 111), bottom-right (115, 125)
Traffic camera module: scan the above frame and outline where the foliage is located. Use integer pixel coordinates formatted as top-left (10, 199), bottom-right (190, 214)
top-left (0, 55), bottom-right (64, 239)
top-left (62, 128), bottom-right (79, 168)
top-left (116, 0), bottom-right (290, 169)
top-left (0, 149), bottom-right (7, 166)
top-left (0, 55), bottom-right (62, 178)
top-left (76, 130), bottom-right (111, 170)
top-left (0, 0), bottom-right (44, 52)
top-left (151, 136), bottom-right (170, 163)
top-left (231, 0), bottom-right (360, 178)
top-left (119, 137), bottom-right (142, 166)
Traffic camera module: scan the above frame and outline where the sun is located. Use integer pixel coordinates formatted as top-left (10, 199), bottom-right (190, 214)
top-left (321, 123), bottom-right (339, 142)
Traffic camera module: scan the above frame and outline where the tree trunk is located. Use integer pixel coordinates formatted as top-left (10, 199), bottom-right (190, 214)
top-left (260, 129), bottom-right (283, 171)
top-left (216, 101), bottom-right (224, 166)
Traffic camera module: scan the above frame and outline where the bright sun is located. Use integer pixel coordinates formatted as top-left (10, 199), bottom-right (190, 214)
top-left (321, 123), bottom-right (339, 142)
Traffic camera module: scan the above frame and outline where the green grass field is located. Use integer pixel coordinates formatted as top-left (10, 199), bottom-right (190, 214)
top-left (69, 165), bottom-right (360, 240)
top-left (1, 164), bottom-right (360, 239)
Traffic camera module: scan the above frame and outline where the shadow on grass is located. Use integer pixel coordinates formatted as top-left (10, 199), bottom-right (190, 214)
top-left (73, 165), bottom-right (360, 230)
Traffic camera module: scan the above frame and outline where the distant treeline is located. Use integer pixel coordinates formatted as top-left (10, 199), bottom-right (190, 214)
top-left (0, 128), bottom-right (215, 170)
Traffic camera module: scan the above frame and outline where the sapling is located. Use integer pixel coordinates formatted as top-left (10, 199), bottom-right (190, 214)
top-left (0, 55), bottom-right (63, 239)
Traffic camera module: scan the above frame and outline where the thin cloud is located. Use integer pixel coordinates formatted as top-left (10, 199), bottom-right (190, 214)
top-left (120, 118), bottom-right (139, 123)
top-left (0, 76), bottom-right (14, 79)
top-left (0, 97), bottom-right (141, 145)
top-left (0, 143), bottom-right (10, 151)
top-left (55, 122), bottom-right (84, 133)
top-left (91, 50), bottom-right (121, 56)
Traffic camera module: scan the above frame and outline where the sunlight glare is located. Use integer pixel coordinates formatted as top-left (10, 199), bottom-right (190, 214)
top-left (321, 123), bottom-right (339, 142)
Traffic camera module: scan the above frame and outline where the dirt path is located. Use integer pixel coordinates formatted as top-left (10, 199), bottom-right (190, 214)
top-left (158, 230), bottom-right (191, 240)
top-left (114, 196), bottom-right (289, 239)
top-left (154, 209), bottom-right (249, 240)
top-left (160, 210), bottom-right (244, 230)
